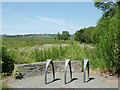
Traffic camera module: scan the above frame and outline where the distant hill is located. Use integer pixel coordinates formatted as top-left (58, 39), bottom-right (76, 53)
top-left (2, 34), bottom-right (74, 38)
top-left (2, 34), bottom-right (56, 38)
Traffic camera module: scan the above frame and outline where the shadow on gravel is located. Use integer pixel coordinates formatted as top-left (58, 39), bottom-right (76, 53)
top-left (66, 78), bottom-right (78, 84)
top-left (46, 78), bottom-right (61, 84)
top-left (86, 77), bottom-right (95, 83)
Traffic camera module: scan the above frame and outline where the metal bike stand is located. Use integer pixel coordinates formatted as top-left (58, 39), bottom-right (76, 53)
top-left (45, 59), bottom-right (55, 84)
top-left (64, 59), bottom-right (72, 84)
top-left (84, 59), bottom-right (89, 82)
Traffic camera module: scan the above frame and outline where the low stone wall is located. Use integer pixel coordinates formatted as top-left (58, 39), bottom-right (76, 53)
top-left (15, 61), bottom-right (82, 77)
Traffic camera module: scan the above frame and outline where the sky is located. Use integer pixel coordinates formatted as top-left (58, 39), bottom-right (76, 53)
top-left (2, 2), bottom-right (103, 35)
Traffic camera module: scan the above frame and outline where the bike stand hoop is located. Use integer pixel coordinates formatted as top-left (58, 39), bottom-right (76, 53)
top-left (64, 59), bottom-right (72, 84)
top-left (45, 59), bottom-right (55, 84)
top-left (84, 59), bottom-right (89, 83)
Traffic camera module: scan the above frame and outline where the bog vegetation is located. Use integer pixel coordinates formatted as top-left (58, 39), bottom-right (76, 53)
top-left (1, 2), bottom-right (119, 76)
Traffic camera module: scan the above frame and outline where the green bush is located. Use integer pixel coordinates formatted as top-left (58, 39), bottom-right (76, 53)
top-left (56, 31), bottom-right (70, 40)
top-left (92, 5), bottom-right (119, 74)
top-left (2, 47), bottom-right (14, 75)
top-left (74, 27), bottom-right (95, 43)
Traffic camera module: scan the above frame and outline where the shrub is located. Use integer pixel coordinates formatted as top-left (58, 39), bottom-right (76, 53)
top-left (56, 31), bottom-right (70, 40)
top-left (74, 27), bottom-right (95, 43)
top-left (92, 5), bottom-right (119, 74)
top-left (2, 47), bottom-right (14, 75)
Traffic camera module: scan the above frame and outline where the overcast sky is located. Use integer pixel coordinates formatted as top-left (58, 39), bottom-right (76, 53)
top-left (2, 2), bottom-right (103, 35)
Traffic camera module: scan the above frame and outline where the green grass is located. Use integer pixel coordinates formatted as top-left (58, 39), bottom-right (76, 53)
top-left (2, 37), bottom-right (104, 71)
top-left (2, 38), bottom-right (71, 49)
top-left (8, 44), bottom-right (70, 64)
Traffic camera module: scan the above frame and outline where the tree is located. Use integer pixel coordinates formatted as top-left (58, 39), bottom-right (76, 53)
top-left (94, 2), bottom-right (117, 17)
top-left (74, 29), bottom-right (84, 41)
top-left (56, 32), bottom-right (62, 40)
top-left (94, 2), bottom-right (116, 12)
top-left (61, 31), bottom-right (70, 40)
top-left (74, 27), bottom-right (94, 43)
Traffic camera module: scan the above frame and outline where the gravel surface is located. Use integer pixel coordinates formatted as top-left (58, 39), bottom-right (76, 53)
top-left (9, 72), bottom-right (118, 88)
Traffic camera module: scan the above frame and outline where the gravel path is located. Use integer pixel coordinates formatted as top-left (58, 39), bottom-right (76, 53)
top-left (9, 72), bottom-right (118, 88)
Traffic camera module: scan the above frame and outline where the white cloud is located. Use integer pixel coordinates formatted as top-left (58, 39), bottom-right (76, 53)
top-left (19, 16), bottom-right (66, 26)
top-left (38, 16), bottom-right (66, 26)
top-left (4, 15), bottom-right (81, 34)
top-left (19, 16), bottom-right (41, 23)
top-left (19, 15), bottom-right (80, 31)
top-left (37, 16), bottom-right (80, 30)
